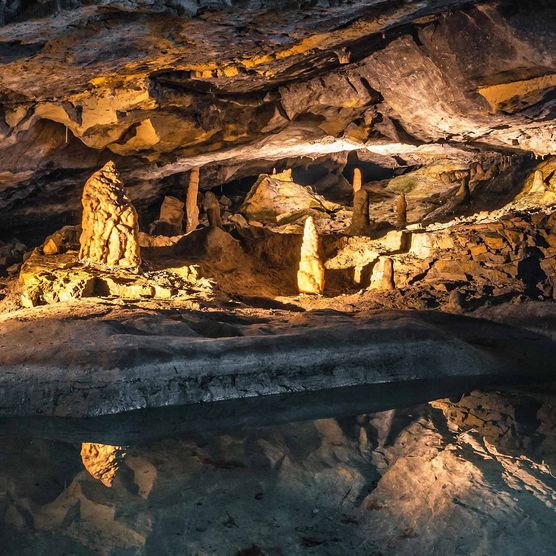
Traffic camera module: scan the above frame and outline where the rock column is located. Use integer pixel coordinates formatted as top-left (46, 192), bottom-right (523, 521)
top-left (396, 193), bottom-right (407, 229)
top-left (79, 161), bottom-right (141, 271)
top-left (297, 216), bottom-right (325, 295)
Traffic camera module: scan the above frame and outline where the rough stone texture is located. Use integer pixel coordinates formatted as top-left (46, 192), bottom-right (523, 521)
top-left (79, 162), bottom-right (141, 271)
top-left (241, 169), bottom-right (339, 228)
top-left (297, 216), bottom-right (325, 295)
top-left (0, 305), bottom-right (555, 419)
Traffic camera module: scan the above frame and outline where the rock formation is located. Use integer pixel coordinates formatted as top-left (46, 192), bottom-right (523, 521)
top-left (79, 162), bottom-right (141, 271)
top-left (149, 195), bottom-right (184, 236)
top-left (186, 168), bottom-right (200, 233)
top-left (203, 191), bottom-right (223, 229)
top-left (530, 170), bottom-right (546, 194)
top-left (241, 168), bottom-right (339, 227)
top-left (80, 442), bottom-right (126, 488)
top-left (297, 216), bottom-right (325, 295)
top-left (352, 167), bottom-right (362, 194)
top-left (369, 257), bottom-right (395, 291)
top-left (395, 193), bottom-right (407, 229)
top-left (348, 189), bottom-right (371, 236)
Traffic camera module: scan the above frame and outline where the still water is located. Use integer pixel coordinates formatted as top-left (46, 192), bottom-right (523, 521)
top-left (0, 384), bottom-right (555, 555)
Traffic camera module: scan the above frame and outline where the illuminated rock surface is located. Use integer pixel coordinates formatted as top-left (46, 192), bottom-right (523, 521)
top-left (297, 216), bottom-right (325, 295)
top-left (79, 162), bottom-right (141, 271)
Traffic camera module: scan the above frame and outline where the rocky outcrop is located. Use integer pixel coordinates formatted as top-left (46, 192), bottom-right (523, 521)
top-left (79, 162), bottom-right (141, 272)
top-left (0, 308), bottom-right (554, 419)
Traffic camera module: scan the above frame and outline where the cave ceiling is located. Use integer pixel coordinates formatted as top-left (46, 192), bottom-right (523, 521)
top-left (0, 0), bottom-right (555, 236)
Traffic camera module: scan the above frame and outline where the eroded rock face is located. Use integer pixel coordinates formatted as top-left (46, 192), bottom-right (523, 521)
top-left (79, 162), bottom-right (141, 271)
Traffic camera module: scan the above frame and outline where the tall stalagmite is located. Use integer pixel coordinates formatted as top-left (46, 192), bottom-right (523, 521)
top-left (79, 161), bottom-right (141, 271)
top-left (348, 189), bottom-right (370, 235)
top-left (297, 216), bottom-right (325, 295)
top-left (186, 167), bottom-right (200, 233)
top-left (352, 167), bottom-right (362, 194)
top-left (396, 193), bottom-right (407, 228)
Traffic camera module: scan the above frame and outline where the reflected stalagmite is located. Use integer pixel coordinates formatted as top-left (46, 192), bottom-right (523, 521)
top-left (203, 191), bottom-right (223, 229)
top-left (297, 216), bottom-right (325, 295)
top-left (79, 161), bottom-right (141, 271)
top-left (80, 442), bottom-right (127, 488)
top-left (352, 167), bottom-right (362, 194)
top-left (186, 167), bottom-right (200, 233)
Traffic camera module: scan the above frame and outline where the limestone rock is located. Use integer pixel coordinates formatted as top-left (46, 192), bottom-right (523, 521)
top-left (240, 168), bottom-right (339, 227)
top-left (186, 168), bottom-right (200, 234)
top-left (19, 251), bottom-right (96, 307)
top-left (297, 216), bottom-right (325, 295)
top-left (79, 162), bottom-right (141, 272)
top-left (80, 443), bottom-right (126, 488)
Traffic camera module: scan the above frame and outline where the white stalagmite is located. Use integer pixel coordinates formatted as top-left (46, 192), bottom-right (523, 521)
top-left (297, 215), bottom-right (325, 295)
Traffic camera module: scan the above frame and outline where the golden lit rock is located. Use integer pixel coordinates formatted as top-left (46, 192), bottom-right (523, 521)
top-left (352, 167), bottom-right (362, 194)
top-left (79, 161), bottom-right (141, 272)
top-left (297, 216), bottom-right (325, 295)
top-left (186, 167), bottom-right (200, 233)
top-left (81, 442), bottom-right (127, 488)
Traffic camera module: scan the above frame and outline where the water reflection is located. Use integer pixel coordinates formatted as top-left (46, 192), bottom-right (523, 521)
top-left (1, 386), bottom-right (555, 555)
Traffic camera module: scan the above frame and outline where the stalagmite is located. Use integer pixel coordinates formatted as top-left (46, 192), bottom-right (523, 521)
top-left (79, 161), bottom-right (141, 271)
top-left (81, 443), bottom-right (127, 488)
top-left (348, 189), bottom-right (370, 235)
top-left (369, 257), bottom-right (395, 291)
top-left (297, 215), bottom-right (325, 295)
top-left (203, 191), bottom-right (223, 229)
top-left (396, 193), bottom-right (407, 229)
top-left (530, 170), bottom-right (546, 193)
top-left (186, 167), bottom-right (200, 233)
top-left (352, 167), bottom-right (362, 194)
